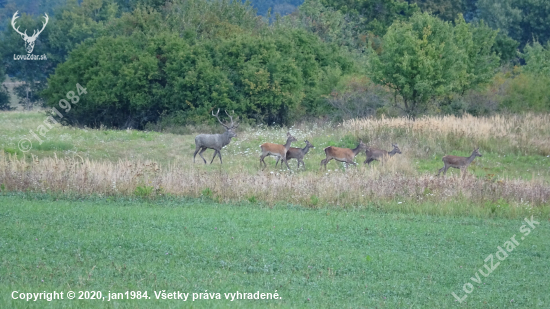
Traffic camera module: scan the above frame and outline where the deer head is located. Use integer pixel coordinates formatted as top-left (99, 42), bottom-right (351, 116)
top-left (391, 143), bottom-right (402, 154)
top-left (12, 11), bottom-right (49, 54)
top-left (212, 109), bottom-right (238, 135)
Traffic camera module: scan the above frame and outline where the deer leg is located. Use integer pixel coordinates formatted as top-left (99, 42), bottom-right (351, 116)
top-left (260, 155), bottom-right (267, 169)
top-left (218, 151), bottom-right (223, 164)
top-left (198, 147), bottom-right (208, 164)
top-left (210, 150), bottom-right (218, 164)
top-left (275, 157), bottom-right (280, 167)
top-left (284, 157), bottom-right (291, 170)
top-left (193, 145), bottom-right (203, 163)
top-left (321, 158), bottom-right (331, 170)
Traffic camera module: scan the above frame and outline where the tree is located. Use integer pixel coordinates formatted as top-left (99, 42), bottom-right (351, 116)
top-left (476, 0), bottom-right (550, 48)
top-left (475, 0), bottom-right (522, 41)
top-left (368, 12), bottom-right (464, 116)
top-left (319, 0), bottom-right (419, 37)
top-left (521, 41), bottom-right (550, 76)
top-left (0, 0), bottom-right (118, 109)
top-left (407, 0), bottom-right (465, 21)
top-left (0, 66), bottom-right (11, 110)
top-left (453, 16), bottom-right (499, 94)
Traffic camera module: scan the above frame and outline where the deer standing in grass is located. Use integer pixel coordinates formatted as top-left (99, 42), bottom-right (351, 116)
top-left (260, 132), bottom-right (298, 170)
top-left (437, 148), bottom-right (482, 177)
top-left (194, 109), bottom-right (238, 164)
top-left (364, 144), bottom-right (402, 165)
top-left (321, 140), bottom-right (367, 169)
top-left (275, 140), bottom-right (314, 169)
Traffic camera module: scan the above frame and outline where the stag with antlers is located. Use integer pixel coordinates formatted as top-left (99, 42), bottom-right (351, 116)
top-left (194, 109), bottom-right (239, 164)
top-left (12, 11), bottom-right (48, 54)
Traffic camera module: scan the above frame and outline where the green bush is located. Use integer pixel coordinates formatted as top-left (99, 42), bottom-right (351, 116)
top-left (43, 13), bottom-right (354, 128)
top-left (500, 73), bottom-right (550, 112)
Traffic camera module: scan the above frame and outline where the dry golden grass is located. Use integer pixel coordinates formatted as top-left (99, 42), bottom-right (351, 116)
top-left (343, 113), bottom-right (550, 156)
top-left (1, 152), bottom-right (548, 217)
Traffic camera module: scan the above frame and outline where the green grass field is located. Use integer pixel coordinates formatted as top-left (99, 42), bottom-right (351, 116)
top-left (1, 194), bottom-right (549, 308)
top-left (1, 111), bottom-right (550, 307)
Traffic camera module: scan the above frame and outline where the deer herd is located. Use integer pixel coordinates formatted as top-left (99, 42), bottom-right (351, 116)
top-left (195, 110), bottom-right (482, 177)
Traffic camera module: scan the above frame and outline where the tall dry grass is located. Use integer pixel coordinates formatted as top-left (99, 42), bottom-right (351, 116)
top-left (1, 152), bottom-right (548, 217)
top-left (343, 113), bottom-right (550, 157)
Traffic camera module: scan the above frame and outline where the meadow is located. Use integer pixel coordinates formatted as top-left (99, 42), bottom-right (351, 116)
top-left (1, 111), bottom-right (550, 308)
top-left (1, 111), bottom-right (549, 218)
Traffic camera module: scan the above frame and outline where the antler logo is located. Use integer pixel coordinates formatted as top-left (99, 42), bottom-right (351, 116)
top-left (11, 11), bottom-right (49, 54)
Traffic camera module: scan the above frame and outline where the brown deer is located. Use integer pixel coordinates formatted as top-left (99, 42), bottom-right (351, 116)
top-left (275, 140), bottom-right (314, 169)
top-left (260, 132), bottom-right (298, 170)
top-left (364, 144), bottom-right (402, 165)
top-left (437, 148), bottom-right (482, 177)
top-left (194, 109), bottom-right (238, 164)
top-left (321, 140), bottom-right (367, 169)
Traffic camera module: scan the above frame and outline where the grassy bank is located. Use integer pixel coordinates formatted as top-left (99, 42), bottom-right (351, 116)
top-left (1, 194), bottom-right (549, 308)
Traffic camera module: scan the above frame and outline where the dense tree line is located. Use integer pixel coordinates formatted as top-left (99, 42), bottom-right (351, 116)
top-left (1, 0), bottom-right (550, 126)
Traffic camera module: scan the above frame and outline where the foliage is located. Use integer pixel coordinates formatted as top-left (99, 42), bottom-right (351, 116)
top-left (325, 76), bottom-right (393, 121)
top-left (369, 13), bottom-right (498, 116)
top-left (500, 72), bottom-right (550, 113)
top-left (162, 0), bottom-right (263, 40)
top-left (476, 0), bottom-right (550, 48)
top-left (453, 16), bottom-right (499, 94)
top-left (368, 13), bottom-right (464, 116)
top-left (281, 0), bottom-right (365, 51)
top-left (408, 0), bottom-right (465, 21)
top-left (43, 13), bottom-right (353, 128)
top-left (521, 41), bottom-right (550, 76)
top-left (0, 0), bottom-right (118, 109)
top-left (134, 184), bottom-right (154, 198)
top-left (319, 0), bottom-right (419, 37)
top-left (492, 31), bottom-right (520, 64)
top-left (0, 67), bottom-right (10, 110)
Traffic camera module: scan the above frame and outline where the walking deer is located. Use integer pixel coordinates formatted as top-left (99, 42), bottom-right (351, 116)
top-left (194, 109), bottom-right (238, 164)
top-left (260, 132), bottom-right (298, 170)
top-left (437, 148), bottom-right (482, 177)
top-left (321, 140), bottom-right (367, 169)
top-left (364, 144), bottom-right (402, 165)
top-left (275, 140), bottom-right (314, 169)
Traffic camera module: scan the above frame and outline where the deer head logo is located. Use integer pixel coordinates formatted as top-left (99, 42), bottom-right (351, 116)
top-left (11, 11), bottom-right (49, 54)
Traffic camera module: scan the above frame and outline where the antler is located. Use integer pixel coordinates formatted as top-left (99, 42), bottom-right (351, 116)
top-left (31, 13), bottom-right (48, 39)
top-left (212, 109), bottom-right (227, 129)
top-left (11, 11), bottom-right (26, 37)
top-left (224, 110), bottom-right (238, 129)
top-left (212, 108), bottom-right (239, 129)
